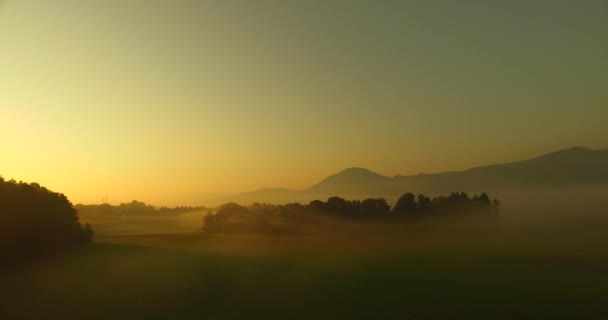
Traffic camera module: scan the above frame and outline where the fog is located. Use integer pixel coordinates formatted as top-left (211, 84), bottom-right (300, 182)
top-left (68, 186), bottom-right (608, 268)
top-left (5, 185), bottom-right (608, 319)
top-left (494, 185), bottom-right (608, 229)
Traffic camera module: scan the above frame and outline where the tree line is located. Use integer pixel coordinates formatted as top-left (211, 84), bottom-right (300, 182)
top-left (203, 192), bottom-right (500, 233)
top-left (75, 200), bottom-right (206, 216)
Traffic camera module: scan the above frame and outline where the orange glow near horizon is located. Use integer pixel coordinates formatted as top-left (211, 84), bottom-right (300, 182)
top-left (1, 1), bottom-right (607, 206)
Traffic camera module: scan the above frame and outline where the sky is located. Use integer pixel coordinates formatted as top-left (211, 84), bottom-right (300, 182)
top-left (1, 0), bottom-right (607, 206)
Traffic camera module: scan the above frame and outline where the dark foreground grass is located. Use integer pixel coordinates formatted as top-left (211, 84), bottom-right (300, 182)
top-left (2, 228), bottom-right (608, 319)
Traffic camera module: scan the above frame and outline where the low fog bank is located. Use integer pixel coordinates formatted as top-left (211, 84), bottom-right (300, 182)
top-left (77, 202), bottom-right (209, 236)
top-left (493, 185), bottom-right (608, 229)
top-left (81, 186), bottom-right (608, 238)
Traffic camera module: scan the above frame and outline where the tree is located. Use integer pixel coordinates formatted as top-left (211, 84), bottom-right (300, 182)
top-left (492, 199), bottom-right (501, 208)
top-left (360, 198), bottom-right (390, 217)
top-left (394, 192), bottom-right (417, 216)
top-left (308, 200), bottom-right (325, 212)
top-left (0, 179), bottom-right (92, 263)
top-left (82, 223), bottom-right (94, 242)
top-left (203, 211), bottom-right (215, 230)
top-left (326, 196), bottom-right (349, 215)
top-left (478, 193), bottom-right (491, 205)
top-left (417, 194), bottom-right (433, 213)
top-left (214, 202), bottom-right (249, 223)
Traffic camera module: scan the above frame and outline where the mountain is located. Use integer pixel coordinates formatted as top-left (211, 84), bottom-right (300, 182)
top-left (306, 167), bottom-right (392, 194)
top-left (219, 147), bottom-right (608, 205)
top-left (415, 146), bottom-right (608, 192)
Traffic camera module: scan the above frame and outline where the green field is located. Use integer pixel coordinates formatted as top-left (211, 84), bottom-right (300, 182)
top-left (3, 225), bottom-right (608, 320)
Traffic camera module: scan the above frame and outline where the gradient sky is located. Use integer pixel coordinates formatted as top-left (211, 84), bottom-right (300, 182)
top-left (1, 0), bottom-right (607, 205)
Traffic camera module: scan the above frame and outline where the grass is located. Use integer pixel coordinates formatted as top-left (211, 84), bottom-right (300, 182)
top-left (2, 226), bottom-right (608, 319)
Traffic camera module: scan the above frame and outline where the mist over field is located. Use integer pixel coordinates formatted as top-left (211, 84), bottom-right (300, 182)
top-left (75, 185), bottom-right (608, 237)
top-left (4, 182), bottom-right (608, 319)
top-left (2, 0), bottom-right (608, 319)
top-left (4, 155), bottom-right (608, 319)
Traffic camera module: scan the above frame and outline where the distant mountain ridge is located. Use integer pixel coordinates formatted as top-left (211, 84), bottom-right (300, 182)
top-left (220, 147), bottom-right (608, 205)
top-left (306, 167), bottom-right (392, 194)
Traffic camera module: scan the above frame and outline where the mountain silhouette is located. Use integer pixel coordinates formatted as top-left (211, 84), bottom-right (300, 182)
top-left (306, 167), bottom-right (392, 194)
top-left (220, 147), bottom-right (608, 205)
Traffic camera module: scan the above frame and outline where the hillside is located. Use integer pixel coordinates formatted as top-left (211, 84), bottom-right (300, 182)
top-left (221, 147), bottom-right (608, 205)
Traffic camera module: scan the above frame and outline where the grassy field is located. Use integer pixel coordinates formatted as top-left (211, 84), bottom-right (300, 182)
top-left (2, 225), bottom-right (608, 319)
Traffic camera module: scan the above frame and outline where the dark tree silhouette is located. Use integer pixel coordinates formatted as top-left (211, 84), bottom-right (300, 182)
top-left (394, 192), bottom-right (417, 216)
top-left (479, 192), bottom-right (491, 204)
top-left (360, 198), bottom-right (391, 218)
top-left (203, 202), bottom-right (274, 233)
top-left (417, 194), bottom-right (433, 213)
top-left (0, 177), bottom-right (92, 263)
top-left (308, 199), bottom-right (325, 213)
top-left (203, 211), bottom-right (215, 229)
top-left (326, 196), bottom-right (349, 215)
top-left (492, 199), bottom-right (501, 208)
top-left (212, 202), bottom-right (249, 225)
top-left (203, 192), bottom-right (500, 234)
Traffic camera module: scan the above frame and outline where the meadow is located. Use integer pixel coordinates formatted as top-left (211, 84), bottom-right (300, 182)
top-left (3, 221), bottom-right (607, 320)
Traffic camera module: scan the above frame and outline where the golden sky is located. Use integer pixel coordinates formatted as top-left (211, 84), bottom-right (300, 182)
top-left (1, 1), bottom-right (607, 205)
